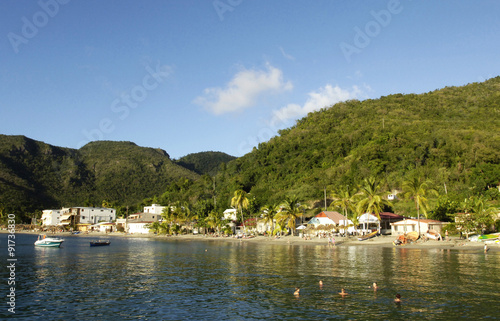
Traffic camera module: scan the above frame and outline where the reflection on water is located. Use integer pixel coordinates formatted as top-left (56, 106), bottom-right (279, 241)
top-left (1, 234), bottom-right (498, 320)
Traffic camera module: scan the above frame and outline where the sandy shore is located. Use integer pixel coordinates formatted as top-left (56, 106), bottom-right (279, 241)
top-left (6, 230), bottom-right (498, 251)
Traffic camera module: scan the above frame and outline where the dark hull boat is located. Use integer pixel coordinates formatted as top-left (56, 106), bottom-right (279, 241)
top-left (90, 240), bottom-right (110, 247)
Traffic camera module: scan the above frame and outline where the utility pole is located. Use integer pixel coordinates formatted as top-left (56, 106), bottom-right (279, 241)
top-left (213, 176), bottom-right (216, 208)
top-left (125, 205), bottom-right (129, 234)
top-left (324, 186), bottom-right (327, 210)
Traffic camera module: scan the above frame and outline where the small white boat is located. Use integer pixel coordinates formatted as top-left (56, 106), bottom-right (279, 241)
top-left (34, 235), bottom-right (64, 247)
top-left (426, 230), bottom-right (442, 240)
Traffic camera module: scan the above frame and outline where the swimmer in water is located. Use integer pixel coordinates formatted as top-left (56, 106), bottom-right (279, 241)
top-left (371, 282), bottom-right (378, 290)
top-left (319, 280), bottom-right (323, 287)
top-left (394, 293), bottom-right (401, 303)
top-left (339, 288), bottom-right (348, 296)
top-left (294, 288), bottom-right (300, 296)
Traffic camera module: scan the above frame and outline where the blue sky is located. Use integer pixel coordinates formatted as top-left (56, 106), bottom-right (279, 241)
top-left (1, 1), bottom-right (499, 159)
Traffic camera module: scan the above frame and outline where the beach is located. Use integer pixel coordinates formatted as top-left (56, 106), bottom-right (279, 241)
top-left (10, 229), bottom-right (498, 251)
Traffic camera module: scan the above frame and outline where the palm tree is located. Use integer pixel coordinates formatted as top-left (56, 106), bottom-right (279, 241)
top-left (231, 190), bottom-right (249, 231)
top-left (331, 186), bottom-right (357, 232)
top-left (402, 176), bottom-right (438, 235)
top-left (275, 196), bottom-right (304, 235)
top-left (465, 196), bottom-right (496, 236)
top-left (260, 203), bottom-right (279, 236)
top-left (350, 207), bottom-right (363, 235)
top-left (331, 187), bottom-right (357, 217)
top-left (148, 221), bottom-right (161, 234)
top-left (272, 220), bottom-right (287, 236)
top-left (206, 210), bottom-right (221, 234)
top-left (356, 177), bottom-right (392, 233)
top-left (163, 201), bottom-right (191, 234)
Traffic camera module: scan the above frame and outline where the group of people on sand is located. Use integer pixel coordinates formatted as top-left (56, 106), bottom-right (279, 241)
top-left (294, 281), bottom-right (402, 303)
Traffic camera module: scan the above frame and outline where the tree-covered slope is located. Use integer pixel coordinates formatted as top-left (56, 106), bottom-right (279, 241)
top-left (176, 151), bottom-right (236, 176)
top-left (216, 77), bottom-right (500, 207)
top-left (0, 135), bottom-right (94, 215)
top-left (79, 141), bottom-right (199, 206)
top-left (0, 137), bottom-right (199, 220)
top-left (2, 77), bottom-right (500, 222)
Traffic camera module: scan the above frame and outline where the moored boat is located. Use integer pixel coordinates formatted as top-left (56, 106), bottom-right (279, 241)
top-left (34, 234), bottom-right (64, 247)
top-left (90, 240), bottom-right (111, 247)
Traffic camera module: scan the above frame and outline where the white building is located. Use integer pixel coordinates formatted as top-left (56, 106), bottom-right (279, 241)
top-left (223, 208), bottom-right (237, 221)
top-left (127, 222), bottom-right (152, 234)
top-left (391, 218), bottom-right (447, 235)
top-left (41, 209), bottom-right (62, 226)
top-left (144, 204), bottom-right (166, 214)
top-left (59, 207), bottom-right (116, 227)
top-left (116, 212), bottom-right (161, 234)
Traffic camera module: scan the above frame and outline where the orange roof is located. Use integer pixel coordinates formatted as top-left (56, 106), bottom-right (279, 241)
top-left (315, 211), bottom-right (347, 224)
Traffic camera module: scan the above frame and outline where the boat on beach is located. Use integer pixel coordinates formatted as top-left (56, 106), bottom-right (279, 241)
top-left (426, 230), bottom-right (442, 240)
top-left (90, 240), bottom-right (111, 247)
top-left (406, 231), bottom-right (419, 242)
top-left (393, 231), bottom-right (420, 245)
top-left (34, 234), bottom-right (64, 247)
top-left (358, 230), bottom-right (378, 241)
top-left (477, 233), bottom-right (500, 241)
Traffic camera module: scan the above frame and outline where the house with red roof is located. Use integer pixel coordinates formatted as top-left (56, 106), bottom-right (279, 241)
top-left (307, 211), bottom-right (356, 234)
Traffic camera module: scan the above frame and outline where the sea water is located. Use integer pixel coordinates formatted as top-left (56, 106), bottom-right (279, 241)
top-left (1, 233), bottom-right (498, 320)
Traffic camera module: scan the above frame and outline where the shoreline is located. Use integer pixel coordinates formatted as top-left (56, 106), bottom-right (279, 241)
top-left (4, 230), bottom-right (497, 251)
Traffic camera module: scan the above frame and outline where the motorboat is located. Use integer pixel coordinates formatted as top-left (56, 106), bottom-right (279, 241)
top-left (34, 235), bottom-right (64, 247)
top-left (90, 240), bottom-right (111, 247)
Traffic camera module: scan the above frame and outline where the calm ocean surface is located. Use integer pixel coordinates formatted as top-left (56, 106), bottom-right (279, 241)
top-left (1, 233), bottom-right (499, 320)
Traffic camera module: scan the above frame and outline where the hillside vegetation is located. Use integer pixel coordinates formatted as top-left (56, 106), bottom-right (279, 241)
top-left (176, 151), bottom-right (236, 176)
top-left (1, 77), bottom-right (500, 223)
top-left (213, 77), bottom-right (500, 212)
top-left (0, 138), bottom-right (201, 220)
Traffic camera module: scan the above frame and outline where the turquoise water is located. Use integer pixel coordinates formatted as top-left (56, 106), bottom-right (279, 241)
top-left (1, 233), bottom-right (499, 320)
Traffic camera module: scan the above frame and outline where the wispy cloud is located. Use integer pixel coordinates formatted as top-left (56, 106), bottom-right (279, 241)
top-left (271, 84), bottom-right (363, 125)
top-left (194, 64), bottom-right (293, 115)
top-left (279, 46), bottom-right (295, 61)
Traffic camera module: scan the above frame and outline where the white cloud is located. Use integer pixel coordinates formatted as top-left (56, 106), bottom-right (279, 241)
top-left (194, 64), bottom-right (292, 115)
top-left (271, 84), bottom-right (363, 127)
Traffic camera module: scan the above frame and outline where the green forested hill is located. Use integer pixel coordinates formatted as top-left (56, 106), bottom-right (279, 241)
top-left (176, 151), bottom-right (236, 176)
top-left (0, 135), bottom-right (91, 215)
top-left (79, 141), bottom-right (199, 206)
top-left (1, 77), bottom-right (500, 222)
top-left (0, 137), bottom-right (199, 220)
top-left (214, 77), bottom-right (500, 209)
